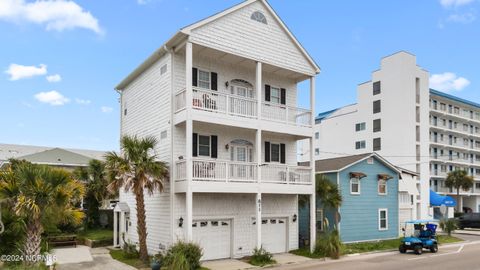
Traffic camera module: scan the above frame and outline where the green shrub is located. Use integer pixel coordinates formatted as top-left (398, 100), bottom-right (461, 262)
top-left (249, 247), bottom-right (276, 266)
top-left (163, 241), bottom-right (202, 270)
top-left (315, 229), bottom-right (342, 259)
top-left (440, 218), bottom-right (458, 236)
top-left (122, 241), bottom-right (139, 259)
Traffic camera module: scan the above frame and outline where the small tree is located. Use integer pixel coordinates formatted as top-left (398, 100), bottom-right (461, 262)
top-left (74, 159), bottom-right (112, 228)
top-left (439, 218), bottom-right (457, 236)
top-left (445, 170), bottom-right (474, 213)
top-left (316, 174), bottom-right (343, 229)
top-left (0, 160), bottom-right (85, 265)
top-left (105, 136), bottom-right (169, 262)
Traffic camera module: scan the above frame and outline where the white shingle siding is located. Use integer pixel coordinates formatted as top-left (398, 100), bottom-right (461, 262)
top-left (189, 1), bottom-right (316, 76)
top-left (119, 53), bottom-right (173, 253)
top-left (119, 183), bottom-right (172, 253)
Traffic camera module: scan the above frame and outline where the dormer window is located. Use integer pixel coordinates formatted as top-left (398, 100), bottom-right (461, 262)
top-left (251, 11), bottom-right (267, 24)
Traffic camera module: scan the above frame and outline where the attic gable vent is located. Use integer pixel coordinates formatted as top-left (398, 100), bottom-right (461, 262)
top-left (251, 11), bottom-right (267, 24)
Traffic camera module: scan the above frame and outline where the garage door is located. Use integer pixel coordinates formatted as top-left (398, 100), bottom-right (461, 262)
top-left (193, 219), bottom-right (231, 261)
top-left (262, 218), bottom-right (287, 254)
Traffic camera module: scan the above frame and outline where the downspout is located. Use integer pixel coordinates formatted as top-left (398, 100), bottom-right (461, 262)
top-left (167, 45), bottom-right (176, 246)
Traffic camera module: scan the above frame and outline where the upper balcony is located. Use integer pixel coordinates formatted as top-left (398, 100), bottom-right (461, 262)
top-left (174, 158), bottom-right (312, 194)
top-left (172, 42), bottom-right (314, 137)
top-left (175, 87), bottom-right (311, 127)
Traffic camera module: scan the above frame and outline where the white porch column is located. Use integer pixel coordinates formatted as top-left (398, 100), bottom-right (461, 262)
top-left (309, 76), bottom-right (316, 252)
top-left (256, 193), bottom-right (262, 249)
top-left (113, 212), bottom-right (118, 247)
top-left (256, 61), bottom-right (262, 119)
top-left (185, 41), bottom-right (193, 241)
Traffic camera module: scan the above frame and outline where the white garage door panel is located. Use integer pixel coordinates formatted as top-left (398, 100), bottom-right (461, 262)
top-left (193, 220), bottom-right (231, 261)
top-left (262, 218), bottom-right (287, 254)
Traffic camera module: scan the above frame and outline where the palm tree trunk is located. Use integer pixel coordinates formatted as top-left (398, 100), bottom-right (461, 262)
top-left (135, 189), bottom-right (149, 262)
top-left (24, 218), bottom-right (43, 266)
top-left (334, 208), bottom-right (339, 230)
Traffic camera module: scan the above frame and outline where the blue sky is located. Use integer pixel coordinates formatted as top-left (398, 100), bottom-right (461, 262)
top-left (1, 0), bottom-right (479, 151)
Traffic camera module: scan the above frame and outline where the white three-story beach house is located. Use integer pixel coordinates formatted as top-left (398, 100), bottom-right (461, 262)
top-left (113, 0), bottom-right (320, 260)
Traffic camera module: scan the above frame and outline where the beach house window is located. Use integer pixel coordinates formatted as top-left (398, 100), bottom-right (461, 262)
top-left (270, 143), bottom-right (280, 162)
top-left (350, 177), bottom-right (360, 194)
top-left (198, 70), bottom-right (210, 89)
top-left (315, 132), bottom-right (320, 139)
top-left (198, 135), bottom-right (211, 156)
top-left (160, 64), bottom-right (167, 75)
top-left (378, 209), bottom-right (388, 230)
top-left (315, 148), bottom-right (320, 155)
top-left (373, 119), bottom-right (381, 132)
top-left (316, 209), bottom-right (324, 233)
top-left (378, 179), bottom-right (387, 195)
top-left (270, 87), bottom-right (281, 104)
top-left (251, 11), bottom-right (267, 24)
top-left (373, 138), bottom-right (381, 151)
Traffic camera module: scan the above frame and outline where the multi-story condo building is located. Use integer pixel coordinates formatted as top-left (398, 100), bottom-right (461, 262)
top-left (300, 52), bottom-right (430, 222)
top-left (302, 51), bottom-right (480, 221)
top-left (113, 0), bottom-right (319, 261)
top-left (429, 89), bottom-right (480, 213)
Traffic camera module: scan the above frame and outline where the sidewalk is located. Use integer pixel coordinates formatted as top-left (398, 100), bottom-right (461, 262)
top-left (201, 253), bottom-right (311, 270)
top-left (454, 229), bottom-right (480, 237)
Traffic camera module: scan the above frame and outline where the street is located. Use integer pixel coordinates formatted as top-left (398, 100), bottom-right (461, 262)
top-left (275, 234), bottom-right (480, 270)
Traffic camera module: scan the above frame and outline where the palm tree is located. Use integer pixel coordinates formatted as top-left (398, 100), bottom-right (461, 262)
top-left (445, 170), bottom-right (474, 213)
top-left (316, 174), bottom-right (342, 229)
top-left (105, 135), bottom-right (169, 262)
top-left (74, 159), bottom-right (112, 228)
top-left (0, 160), bottom-right (85, 265)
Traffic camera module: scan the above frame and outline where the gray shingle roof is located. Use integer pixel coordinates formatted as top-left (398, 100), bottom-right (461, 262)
top-left (299, 153), bottom-right (372, 173)
top-left (18, 148), bottom-right (94, 166)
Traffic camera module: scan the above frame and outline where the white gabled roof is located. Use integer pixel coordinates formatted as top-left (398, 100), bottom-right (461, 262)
top-left (115, 0), bottom-right (320, 90)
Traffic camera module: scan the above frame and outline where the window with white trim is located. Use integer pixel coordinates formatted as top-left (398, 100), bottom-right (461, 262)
top-left (315, 132), bottom-right (320, 139)
top-left (378, 209), bottom-right (388, 230)
top-left (355, 140), bottom-right (366, 150)
top-left (251, 11), bottom-right (267, 24)
top-left (270, 87), bottom-right (281, 104)
top-left (198, 69), bottom-right (210, 89)
top-left (315, 148), bottom-right (320, 156)
top-left (270, 143), bottom-right (280, 162)
top-left (316, 209), bottom-right (324, 233)
top-left (198, 135), bottom-right (210, 156)
top-left (350, 177), bottom-right (360, 194)
top-left (355, 122), bottom-right (366, 132)
top-left (378, 179), bottom-right (387, 195)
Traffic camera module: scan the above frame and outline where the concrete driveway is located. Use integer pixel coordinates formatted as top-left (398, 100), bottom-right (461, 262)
top-left (56, 246), bottom-right (136, 270)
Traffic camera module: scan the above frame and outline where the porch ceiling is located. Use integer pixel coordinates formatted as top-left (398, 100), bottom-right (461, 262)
top-left (187, 44), bottom-right (311, 83)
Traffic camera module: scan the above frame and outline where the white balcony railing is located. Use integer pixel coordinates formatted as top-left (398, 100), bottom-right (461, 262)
top-left (261, 103), bottom-right (311, 126)
top-left (175, 159), bottom-right (312, 185)
top-left (174, 87), bottom-right (312, 127)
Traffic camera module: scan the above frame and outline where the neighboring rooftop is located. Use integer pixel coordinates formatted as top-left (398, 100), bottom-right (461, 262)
top-left (315, 103), bottom-right (358, 123)
top-left (430, 89), bottom-right (480, 109)
top-left (313, 153), bottom-right (371, 172)
top-left (0, 143), bottom-right (107, 165)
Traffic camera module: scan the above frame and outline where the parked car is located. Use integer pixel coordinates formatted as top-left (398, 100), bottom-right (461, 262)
top-left (457, 213), bottom-right (480, 229)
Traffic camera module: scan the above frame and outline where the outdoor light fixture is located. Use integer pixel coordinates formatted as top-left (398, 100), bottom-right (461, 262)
top-left (225, 144), bottom-right (229, 150)
top-left (292, 214), bottom-right (297, 222)
top-left (225, 81), bottom-right (229, 88)
top-left (179, 217), bottom-right (184, 228)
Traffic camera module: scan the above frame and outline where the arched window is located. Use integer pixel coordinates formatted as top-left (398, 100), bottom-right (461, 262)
top-left (251, 11), bottom-right (267, 24)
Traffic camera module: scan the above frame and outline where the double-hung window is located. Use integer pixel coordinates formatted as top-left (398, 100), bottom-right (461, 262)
top-left (355, 140), bottom-right (366, 150)
top-left (378, 209), bottom-right (388, 230)
top-left (350, 177), bottom-right (360, 194)
top-left (270, 143), bottom-right (280, 162)
top-left (378, 179), bottom-right (387, 195)
top-left (356, 122), bottom-right (366, 132)
top-left (198, 135), bottom-right (211, 156)
top-left (270, 87), bottom-right (281, 104)
top-left (198, 69), bottom-right (211, 89)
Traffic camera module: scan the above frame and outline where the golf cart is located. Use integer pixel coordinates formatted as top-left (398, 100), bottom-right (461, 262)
top-left (399, 220), bottom-right (438, 255)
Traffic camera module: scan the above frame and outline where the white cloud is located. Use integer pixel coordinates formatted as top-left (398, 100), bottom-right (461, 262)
top-left (430, 72), bottom-right (471, 92)
top-left (440, 0), bottom-right (475, 8)
top-left (46, 74), bottom-right (61, 82)
top-left (75, 98), bottom-right (91, 105)
top-left (5, 63), bottom-right (47, 80)
top-left (0, 0), bottom-right (102, 34)
top-left (101, 106), bottom-right (113, 113)
top-left (34, 90), bottom-right (70, 106)
top-left (447, 12), bottom-right (476, 23)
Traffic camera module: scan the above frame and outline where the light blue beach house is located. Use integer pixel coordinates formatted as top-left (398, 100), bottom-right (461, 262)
top-left (299, 153), bottom-right (400, 243)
